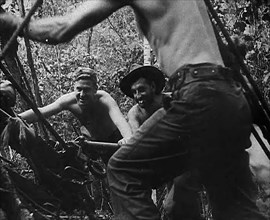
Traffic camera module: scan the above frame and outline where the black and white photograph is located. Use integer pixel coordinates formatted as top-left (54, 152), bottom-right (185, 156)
top-left (0, 0), bottom-right (269, 219)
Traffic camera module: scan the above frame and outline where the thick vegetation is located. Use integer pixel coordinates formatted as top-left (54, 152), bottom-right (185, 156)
top-left (0, 0), bottom-right (269, 219)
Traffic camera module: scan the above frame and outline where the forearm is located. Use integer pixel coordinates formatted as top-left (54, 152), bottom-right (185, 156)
top-left (116, 119), bottom-right (132, 139)
top-left (19, 109), bottom-right (38, 124)
top-left (19, 101), bottom-right (63, 123)
top-left (24, 0), bottom-right (125, 44)
top-left (127, 110), bottom-right (140, 134)
top-left (129, 122), bottom-right (139, 134)
top-left (26, 16), bottom-right (73, 44)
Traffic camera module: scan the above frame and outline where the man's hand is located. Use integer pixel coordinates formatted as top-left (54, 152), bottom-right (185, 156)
top-left (118, 137), bottom-right (129, 146)
top-left (0, 13), bottom-right (21, 37)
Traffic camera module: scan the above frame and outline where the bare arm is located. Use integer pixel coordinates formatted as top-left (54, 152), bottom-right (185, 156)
top-left (19, 93), bottom-right (75, 124)
top-left (127, 106), bottom-right (141, 134)
top-left (101, 92), bottom-right (132, 139)
top-left (24, 0), bottom-right (128, 44)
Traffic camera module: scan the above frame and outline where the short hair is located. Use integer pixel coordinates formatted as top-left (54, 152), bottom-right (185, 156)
top-left (73, 67), bottom-right (97, 85)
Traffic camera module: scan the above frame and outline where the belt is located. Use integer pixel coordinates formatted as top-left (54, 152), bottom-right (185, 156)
top-left (166, 63), bottom-right (233, 92)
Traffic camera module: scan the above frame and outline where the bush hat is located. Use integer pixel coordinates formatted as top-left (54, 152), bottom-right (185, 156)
top-left (120, 64), bottom-right (165, 98)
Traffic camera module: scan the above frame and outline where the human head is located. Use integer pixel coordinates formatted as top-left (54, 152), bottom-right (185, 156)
top-left (73, 67), bottom-right (98, 107)
top-left (120, 64), bottom-right (165, 108)
top-left (74, 67), bottom-right (98, 86)
top-left (120, 64), bottom-right (165, 98)
top-left (0, 80), bottom-right (16, 107)
top-left (130, 77), bottom-right (156, 108)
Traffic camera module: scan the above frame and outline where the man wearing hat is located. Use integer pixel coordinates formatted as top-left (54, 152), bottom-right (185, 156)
top-left (120, 64), bottom-right (166, 133)
top-left (19, 67), bottom-right (132, 144)
top-left (121, 65), bottom-right (203, 220)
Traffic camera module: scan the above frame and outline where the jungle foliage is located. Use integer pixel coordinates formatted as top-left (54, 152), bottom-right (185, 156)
top-left (0, 0), bottom-right (269, 218)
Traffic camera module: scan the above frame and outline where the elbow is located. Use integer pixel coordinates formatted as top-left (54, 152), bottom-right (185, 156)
top-left (44, 31), bottom-right (74, 44)
top-left (50, 19), bottom-right (82, 44)
top-left (30, 18), bottom-right (76, 44)
top-left (51, 26), bottom-right (76, 44)
top-left (46, 37), bottom-right (70, 45)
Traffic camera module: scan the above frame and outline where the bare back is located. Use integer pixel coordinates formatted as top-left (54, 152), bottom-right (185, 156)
top-left (131, 0), bottom-right (224, 76)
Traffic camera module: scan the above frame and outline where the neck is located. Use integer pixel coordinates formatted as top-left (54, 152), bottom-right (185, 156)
top-left (142, 95), bottom-right (163, 114)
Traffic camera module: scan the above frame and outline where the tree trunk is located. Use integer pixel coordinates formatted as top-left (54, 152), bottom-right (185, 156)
top-left (143, 37), bottom-right (152, 65)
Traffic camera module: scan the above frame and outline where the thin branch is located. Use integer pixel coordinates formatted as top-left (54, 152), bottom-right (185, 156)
top-left (41, 61), bottom-right (60, 91)
top-left (87, 28), bottom-right (93, 54)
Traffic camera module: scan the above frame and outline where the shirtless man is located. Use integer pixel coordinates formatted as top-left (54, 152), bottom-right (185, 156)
top-left (121, 65), bottom-right (204, 220)
top-left (19, 67), bottom-right (132, 143)
top-left (0, 1), bottom-right (266, 219)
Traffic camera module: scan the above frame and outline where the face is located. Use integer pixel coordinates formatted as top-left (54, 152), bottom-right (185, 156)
top-left (74, 79), bottom-right (97, 107)
top-left (131, 78), bottom-right (156, 108)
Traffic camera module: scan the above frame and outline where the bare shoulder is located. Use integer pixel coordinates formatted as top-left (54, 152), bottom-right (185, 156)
top-left (96, 90), bottom-right (112, 99)
top-left (96, 90), bottom-right (116, 104)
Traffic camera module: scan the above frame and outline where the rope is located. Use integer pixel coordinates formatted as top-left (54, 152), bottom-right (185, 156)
top-left (0, 107), bottom-right (13, 118)
top-left (204, 0), bottom-right (270, 160)
top-left (0, 62), bottom-right (67, 149)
